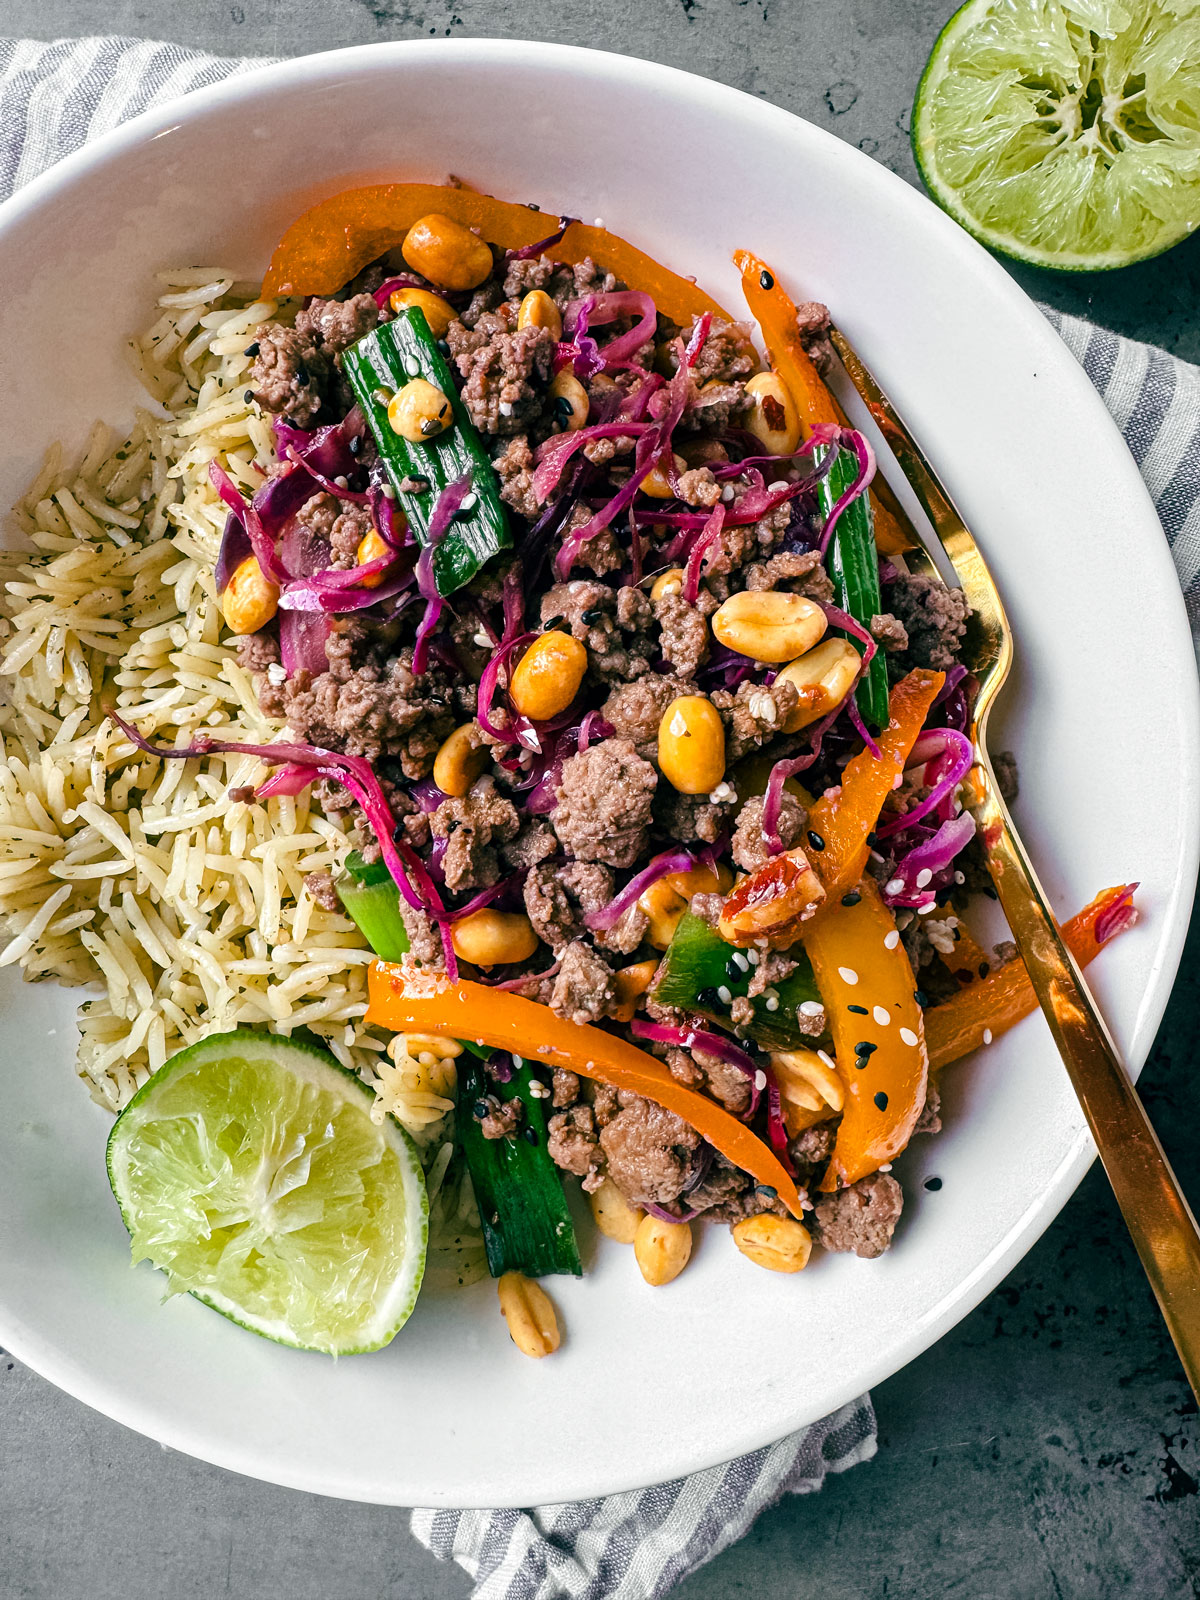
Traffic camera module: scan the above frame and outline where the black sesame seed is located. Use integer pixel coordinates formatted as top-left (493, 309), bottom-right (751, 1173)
top-left (725, 955), bottom-right (746, 980)
top-left (807, 830), bottom-right (826, 852)
top-left (978, 961), bottom-right (989, 979)
top-left (914, 989), bottom-right (930, 1008)
top-left (348, 435), bottom-right (361, 455)
top-left (542, 614), bottom-right (564, 632)
top-left (580, 607), bottom-right (604, 624)
top-left (759, 268), bottom-right (775, 290)
top-left (436, 339), bottom-right (451, 356)
top-left (243, 390), bottom-right (254, 404)
top-left (841, 890), bottom-right (861, 907)
top-left (696, 985), bottom-right (721, 1010)
top-left (924, 1176), bottom-right (942, 1192)
top-left (522, 1125), bottom-right (539, 1145)
top-left (865, 831), bottom-right (878, 848)
top-left (847, 1003), bottom-right (868, 1016)
top-left (473, 1099), bottom-right (490, 1120)
top-left (244, 341), bottom-right (260, 357)
top-left (874, 1091), bottom-right (889, 1111)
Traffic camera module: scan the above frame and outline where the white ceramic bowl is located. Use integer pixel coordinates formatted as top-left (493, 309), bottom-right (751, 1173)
top-left (0, 41), bottom-right (1196, 1508)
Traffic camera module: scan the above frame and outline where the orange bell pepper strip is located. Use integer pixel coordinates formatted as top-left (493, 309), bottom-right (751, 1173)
top-left (925, 885), bottom-right (1138, 1072)
top-left (937, 922), bottom-right (993, 989)
top-left (802, 874), bottom-right (928, 1191)
top-left (734, 249), bottom-right (913, 556)
top-left (263, 182), bottom-right (729, 325)
top-left (365, 962), bottom-right (804, 1217)
top-left (805, 668), bottom-right (945, 907)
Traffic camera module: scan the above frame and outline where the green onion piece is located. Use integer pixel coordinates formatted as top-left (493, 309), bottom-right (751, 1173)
top-left (343, 307), bottom-right (511, 596)
top-left (335, 850), bottom-right (411, 963)
top-left (457, 1054), bottom-right (583, 1279)
top-left (816, 444), bottom-right (890, 731)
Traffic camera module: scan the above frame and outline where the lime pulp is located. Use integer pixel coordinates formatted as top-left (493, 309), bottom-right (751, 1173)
top-left (106, 1030), bottom-right (427, 1355)
top-left (912, 0), bottom-right (1200, 270)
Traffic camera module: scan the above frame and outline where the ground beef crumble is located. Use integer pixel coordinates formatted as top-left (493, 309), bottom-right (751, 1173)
top-left (552, 737), bottom-right (657, 868)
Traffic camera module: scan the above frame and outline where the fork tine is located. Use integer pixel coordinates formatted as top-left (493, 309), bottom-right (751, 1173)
top-left (828, 324), bottom-right (1011, 692)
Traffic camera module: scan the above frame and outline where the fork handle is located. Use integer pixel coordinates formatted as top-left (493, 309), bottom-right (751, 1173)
top-left (973, 754), bottom-right (1200, 1400)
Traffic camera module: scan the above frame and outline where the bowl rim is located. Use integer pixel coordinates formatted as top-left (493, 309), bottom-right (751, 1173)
top-left (0, 35), bottom-right (1196, 1506)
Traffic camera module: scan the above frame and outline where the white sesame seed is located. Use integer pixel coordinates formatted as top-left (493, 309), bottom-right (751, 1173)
top-left (721, 484), bottom-right (736, 502)
top-left (404, 355), bottom-right (421, 377)
top-left (765, 995), bottom-right (779, 1011)
top-left (498, 400), bottom-right (514, 417)
top-left (879, 1162), bottom-right (892, 1173)
top-left (381, 483), bottom-right (397, 500)
top-left (916, 868), bottom-right (933, 889)
top-left (528, 1079), bottom-right (550, 1099)
top-left (732, 951), bottom-right (749, 972)
top-left (717, 985), bottom-right (733, 1005)
top-left (884, 929), bottom-right (900, 950)
top-left (899, 1027), bottom-right (918, 1047)
top-left (747, 949), bottom-right (760, 966)
top-left (754, 1069), bottom-right (767, 1091)
top-left (818, 1049), bottom-right (837, 1072)
top-left (473, 630), bottom-right (492, 648)
top-left (333, 475), bottom-right (349, 489)
top-left (837, 966), bottom-right (859, 985)
top-left (885, 878), bottom-right (904, 895)
top-left (918, 900), bottom-right (937, 914)
top-left (266, 662), bottom-right (287, 686)
top-left (799, 1000), bottom-right (824, 1017)
top-left (873, 1005), bottom-right (891, 1026)
top-left (594, 217), bottom-right (606, 227)
top-left (460, 493), bottom-right (478, 511)
top-left (892, 773), bottom-right (903, 790)
top-left (983, 1028), bottom-right (993, 1045)
top-left (954, 870), bottom-right (965, 885)
top-left (512, 1056), bottom-right (523, 1068)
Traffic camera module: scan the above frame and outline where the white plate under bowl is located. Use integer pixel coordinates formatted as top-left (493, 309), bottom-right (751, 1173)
top-left (0, 41), bottom-right (1196, 1508)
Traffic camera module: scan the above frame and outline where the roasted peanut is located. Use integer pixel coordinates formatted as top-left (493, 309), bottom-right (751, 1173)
top-left (732, 1214), bottom-right (812, 1273)
top-left (433, 723), bottom-right (490, 797)
top-left (588, 1179), bottom-right (644, 1243)
top-left (221, 554), bottom-right (279, 634)
top-left (549, 369), bottom-right (589, 432)
top-left (718, 847), bottom-right (826, 947)
top-left (611, 957), bottom-right (661, 1022)
top-left (641, 455), bottom-right (687, 499)
top-left (776, 638), bottom-right (862, 730)
top-left (517, 288), bottom-right (563, 341)
top-left (638, 878), bottom-right (689, 950)
top-left (388, 378), bottom-right (454, 443)
top-left (634, 1213), bottom-right (693, 1286)
top-left (650, 567), bottom-right (686, 602)
top-left (663, 862), bottom-right (735, 898)
top-left (509, 630), bottom-right (588, 721)
top-left (354, 527), bottom-right (392, 590)
top-left (711, 589), bottom-right (827, 663)
top-left (744, 370), bottom-right (801, 456)
top-left (451, 909), bottom-right (539, 968)
top-left (402, 213), bottom-right (493, 291)
top-left (770, 1047), bottom-right (844, 1135)
top-left (657, 694), bottom-right (726, 795)
top-left (388, 286), bottom-right (457, 337)
top-left (497, 1271), bottom-right (561, 1358)
top-left (678, 435), bottom-right (729, 469)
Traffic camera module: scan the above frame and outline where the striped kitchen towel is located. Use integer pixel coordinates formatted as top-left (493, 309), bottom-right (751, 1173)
top-left (2, 32), bottom-right (1198, 1600)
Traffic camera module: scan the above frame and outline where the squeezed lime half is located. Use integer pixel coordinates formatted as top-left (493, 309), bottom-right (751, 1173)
top-left (912, 0), bottom-right (1200, 269)
top-left (107, 1031), bottom-right (427, 1355)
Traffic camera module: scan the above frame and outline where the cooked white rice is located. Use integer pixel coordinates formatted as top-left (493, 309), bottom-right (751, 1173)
top-left (0, 268), bottom-right (484, 1283)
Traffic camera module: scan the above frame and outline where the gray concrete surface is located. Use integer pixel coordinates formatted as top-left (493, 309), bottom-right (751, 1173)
top-left (2, 2), bottom-right (1199, 1596)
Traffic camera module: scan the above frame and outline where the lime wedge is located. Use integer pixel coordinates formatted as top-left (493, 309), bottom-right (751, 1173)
top-left (912, 0), bottom-right (1200, 269)
top-left (106, 1031), bottom-right (427, 1355)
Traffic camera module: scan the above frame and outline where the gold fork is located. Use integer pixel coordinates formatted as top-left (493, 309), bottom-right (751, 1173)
top-left (828, 325), bottom-right (1200, 1400)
